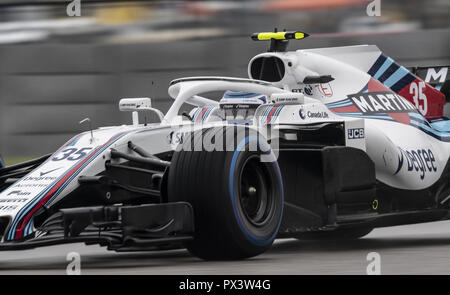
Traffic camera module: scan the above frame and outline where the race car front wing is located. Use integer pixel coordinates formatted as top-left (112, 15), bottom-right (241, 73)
top-left (0, 202), bottom-right (194, 251)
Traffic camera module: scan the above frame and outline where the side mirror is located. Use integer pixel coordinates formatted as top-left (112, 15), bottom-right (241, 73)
top-left (119, 97), bottom-right (152, 111)
top-left (119, 97), bottom-right (164, 125)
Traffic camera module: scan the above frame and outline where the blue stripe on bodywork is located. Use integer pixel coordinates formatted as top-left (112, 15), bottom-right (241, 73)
top-left (373, 57), bottom-right (394, 79)
top-left (383, 66), bottom-right (410, 88)
top-left (224, 92), bottom-right (260, 98)
top-left (410, 120), bottom-right (450, 142)
top-left (327, 101), bottom-right (353, 108)
top-left (368, 54), bottom-right (387, 77)
top-left (261, 106), bottom-right (272, 123)
top-left (378, 63), bottom-right (400, 83)
top-left (192, 108), bottom-right (201, 122)
top-left (326, 99), bottom-right (352, 108)
top-left (391, 73), bottom-right (416, 92)
top-left (202, 108), bottom-right (211, 122)
top-left (431, 119), bottom-right (450, 132)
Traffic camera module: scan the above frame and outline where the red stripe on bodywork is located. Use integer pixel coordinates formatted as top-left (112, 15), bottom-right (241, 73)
top-left (265, 106), bottom-right (278, 124)
top-left (197, 108), bottom-right (207, 123)
top-left (387, 113), bottom-right (411, 125)
top-left (368, 78), bottom-right (391, 92)
top-left (331, 105), bottom-right (360, 113)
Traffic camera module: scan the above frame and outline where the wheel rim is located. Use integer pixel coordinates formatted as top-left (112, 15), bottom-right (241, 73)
top-left (238, 155), bottom-right (274, 227)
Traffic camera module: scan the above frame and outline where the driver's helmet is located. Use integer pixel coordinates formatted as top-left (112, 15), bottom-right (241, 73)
top-left (219, 91), bottom-right (266, 120)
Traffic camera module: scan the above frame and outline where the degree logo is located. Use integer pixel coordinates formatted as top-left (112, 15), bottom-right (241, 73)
top-left (395, 147), bottom-right (437, 180)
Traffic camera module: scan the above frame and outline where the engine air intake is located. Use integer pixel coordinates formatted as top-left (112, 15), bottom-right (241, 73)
top-left (250, 56), bottom-right (285, 83)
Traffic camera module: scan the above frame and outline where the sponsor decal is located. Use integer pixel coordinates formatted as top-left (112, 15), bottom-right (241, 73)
top-left (292, 85), bottom-right (313, 96)
top-left (409, 81), bottom-right (428, 116)
top-left (7, 190), bottom-right (31, 197)
top-left (348, 128), bottom-right (365, 139)
top-left (299, 108), bottom-right (329, 119)
top-left (326, 96), bottom-right (450, 142)
top-left (293, 84), bottom-right (333, 98)
top-left (40, 167), bottom-right (62, 177)
top-left (221, 104), bottom-right (254, 109)
top-left (119, 103), bottom-right (139, 108)
top-left (307, 111), bottom-right (329, 119)
top-left (169, 131), bottom-right (185, 145)
top-left (10, 175), bottom-right (58, 189)
top-left (350, 91), bottom-right (416, 114)
top-left (367, 54), bottom-right (445, 118)
top-left (299, 108), bottom-right (305, 120)
top-left (0, 205), bottom-right (18, 211)
top-left (304, 85), bottom-right (313, 96)
top-left (425, 67), bottom-right (448, 84)
top-left (0, 199), bottom-right (28, 203)
top-left (318, 83), bottom-right (333, 97)
top-left (395, 147), bottom-right (437, 180)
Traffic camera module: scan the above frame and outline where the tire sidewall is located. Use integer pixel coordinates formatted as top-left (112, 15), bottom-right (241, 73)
top-left (226, 133), bottom-right (284, 249)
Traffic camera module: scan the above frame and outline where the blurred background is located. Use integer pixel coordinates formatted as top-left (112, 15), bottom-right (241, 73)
top-left (0, 0), bottom-right (448, 160)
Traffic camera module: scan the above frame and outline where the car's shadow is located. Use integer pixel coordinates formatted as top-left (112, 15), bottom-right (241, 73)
top-left (273, 236), bottom-right (450, 253)
top-left (1, 235), bottom-right (450, 271)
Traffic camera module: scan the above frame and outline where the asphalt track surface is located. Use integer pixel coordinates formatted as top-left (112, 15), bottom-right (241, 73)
top-left (1, 220), bottom-right (450, 275)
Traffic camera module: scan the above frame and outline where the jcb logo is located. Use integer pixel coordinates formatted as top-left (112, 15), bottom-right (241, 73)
top-left (348, 128), bottom-right (365, 139)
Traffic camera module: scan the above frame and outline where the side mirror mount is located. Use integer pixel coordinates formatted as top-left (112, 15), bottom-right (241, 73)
top-left (303, 75), bottom-right (335, 84)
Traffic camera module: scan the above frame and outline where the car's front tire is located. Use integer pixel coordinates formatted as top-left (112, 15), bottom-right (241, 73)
top-left (168, 127), bottom-right (284, 260)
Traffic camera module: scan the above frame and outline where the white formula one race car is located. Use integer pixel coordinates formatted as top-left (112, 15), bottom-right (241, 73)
top-left (0, 31), bottom-right (449, 260)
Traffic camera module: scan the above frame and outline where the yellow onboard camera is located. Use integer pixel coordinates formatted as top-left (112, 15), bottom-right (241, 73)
top-left (251, 29), bottom-right (309, 52)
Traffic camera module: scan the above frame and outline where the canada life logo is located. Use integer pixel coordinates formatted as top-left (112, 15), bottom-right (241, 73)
top-left (299, 108), bottom-right (329, 120)
top-left (299, 108), bottom-right (306, 119)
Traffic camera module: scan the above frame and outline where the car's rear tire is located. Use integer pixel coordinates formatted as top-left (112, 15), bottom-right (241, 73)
top-left (168, 127), bottom-right (284, 260)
